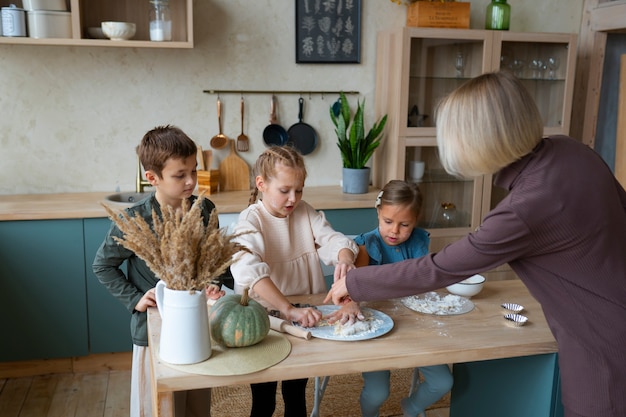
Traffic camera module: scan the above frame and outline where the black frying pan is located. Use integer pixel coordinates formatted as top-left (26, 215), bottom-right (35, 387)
top-left (287, 98), bottom-right (318, 155)
top-left (263, 95), bottom-right (288, 147)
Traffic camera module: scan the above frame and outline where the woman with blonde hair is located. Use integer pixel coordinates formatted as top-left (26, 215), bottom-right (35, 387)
top-left (326, 71), bottom-right (626, 417)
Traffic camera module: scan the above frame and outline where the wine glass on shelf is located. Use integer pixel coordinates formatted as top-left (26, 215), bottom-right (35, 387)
top-left (529, 58), bottom-right (544, 79)
top-left (500, 53), bottom-right (511, 70)
top-left (547, 56), bottom-right (560, 80)
top-left (508, 58), bottom-right (525, 78)
top-left (454, 50), bottom-right (465, 78)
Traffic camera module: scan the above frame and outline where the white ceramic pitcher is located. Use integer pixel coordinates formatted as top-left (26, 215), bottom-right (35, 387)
top-left (155, 280), bottom-right (211, 364)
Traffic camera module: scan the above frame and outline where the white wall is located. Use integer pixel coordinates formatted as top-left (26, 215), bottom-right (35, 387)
top-left (0, 0), bottom-right (583, 195)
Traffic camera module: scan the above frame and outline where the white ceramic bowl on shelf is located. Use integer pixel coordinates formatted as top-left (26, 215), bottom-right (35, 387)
top-left (446, 274), bottom-right (486, 298)
top-left (101, 21), bottom-right (136, 41)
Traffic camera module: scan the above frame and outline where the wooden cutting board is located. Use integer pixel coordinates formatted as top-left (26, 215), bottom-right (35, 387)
top-left (219, 139), bottom-right (250, 191)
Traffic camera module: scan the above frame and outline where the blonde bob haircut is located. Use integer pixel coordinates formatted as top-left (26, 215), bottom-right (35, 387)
top-left (435, 71), bottom-right (544, 178)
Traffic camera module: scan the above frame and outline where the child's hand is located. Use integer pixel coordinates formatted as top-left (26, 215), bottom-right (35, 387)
top-left (334, 248), bottom-right (356, 282)
top-left (326, 300), bottom-right (364, 326)
top-left (135, 288), bottom-right (156, 312)
top-left (333, 260), bottom-right (356, 283)
top-left (286, 306), bottom-right (322, 328)
top-left (205, 284), bottom-right (226, 300)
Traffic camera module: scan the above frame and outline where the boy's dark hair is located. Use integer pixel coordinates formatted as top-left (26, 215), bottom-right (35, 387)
top-left (136, 125), bottom-right (197, 178)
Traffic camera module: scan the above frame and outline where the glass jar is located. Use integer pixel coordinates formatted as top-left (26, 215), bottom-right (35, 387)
top-left (485, 0), bottom-right (510, 31)
top-left (149, 0), bottom-right (172, 41)
top-left (440, 202), bottom-right (459, 227)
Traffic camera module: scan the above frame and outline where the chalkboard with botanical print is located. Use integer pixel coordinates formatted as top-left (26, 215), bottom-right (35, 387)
top-left (295, 0), bottom-right (361, 64)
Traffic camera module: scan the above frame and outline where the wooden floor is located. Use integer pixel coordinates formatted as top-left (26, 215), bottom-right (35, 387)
top-left (0, 370), bottom-right (450, 417)
top-left (0, 371), bottom-right (130, 417)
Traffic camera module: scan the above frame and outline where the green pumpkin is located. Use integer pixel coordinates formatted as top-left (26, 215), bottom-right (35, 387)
top-left (209, 287), bottom-right (270, 347)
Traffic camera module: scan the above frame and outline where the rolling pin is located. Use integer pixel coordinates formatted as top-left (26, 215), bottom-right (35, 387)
top-left (269, 315), bottom-right (312, 340)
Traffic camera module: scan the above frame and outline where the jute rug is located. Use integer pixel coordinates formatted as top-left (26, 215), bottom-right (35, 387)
top-left (211, 368), bottom-right (450, 416)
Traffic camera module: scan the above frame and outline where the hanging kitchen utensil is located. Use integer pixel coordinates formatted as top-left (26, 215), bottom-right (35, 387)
top-left (236, 96), bottom-right (250, 152)
top-left (196, 144), bottom-right (205, 170)
top-left (219, 139), bottom-right (250, 191)
top-left (203, 150), bottom-right (213, 170)
top-left (262, 95), bottom-right (288, 147)
top-left (210, 96), bottom-right (229, 149)
top-left (287, 97), bottom-right (318, 155)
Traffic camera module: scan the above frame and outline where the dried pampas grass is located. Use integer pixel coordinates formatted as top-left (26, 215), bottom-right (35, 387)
top-left (103, 195), bottom-right (251, 291)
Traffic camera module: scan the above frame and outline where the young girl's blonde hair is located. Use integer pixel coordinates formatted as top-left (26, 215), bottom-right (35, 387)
top-left (436, 71), bottom-right (544, 178)
top-left (248, 146), bottom-right (308, 205)
top-left (375, 180), bottom-right (423, 220)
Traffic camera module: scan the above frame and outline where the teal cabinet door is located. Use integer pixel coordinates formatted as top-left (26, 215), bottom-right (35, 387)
top-left (0, 220), bottom-right (88, 361)
top-left (84, 218), bottom-right (132, 353)
top-left (323, 208), bottom-right (377, 235)
top-left (450, 353), bottom-right (561, 417)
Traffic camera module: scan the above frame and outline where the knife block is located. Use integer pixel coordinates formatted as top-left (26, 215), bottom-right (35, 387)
top-left (197, 170), bottom-right (220, 194)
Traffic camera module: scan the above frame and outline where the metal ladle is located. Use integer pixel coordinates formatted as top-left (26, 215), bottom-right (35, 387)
top-left (210, 97), bottom-right (229, 149)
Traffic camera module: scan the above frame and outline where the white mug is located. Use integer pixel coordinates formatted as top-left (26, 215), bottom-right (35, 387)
top-left (409, 161), bottom-right (425, 181)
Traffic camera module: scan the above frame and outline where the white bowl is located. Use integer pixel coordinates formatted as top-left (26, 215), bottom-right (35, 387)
top-left (446, 274), bottom-right (485, 298)
top-left (101, 21), bottom-right (136, 41)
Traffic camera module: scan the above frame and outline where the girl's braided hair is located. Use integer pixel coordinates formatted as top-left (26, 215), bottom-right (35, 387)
top-left (248, 146), bottom-right (307, 206)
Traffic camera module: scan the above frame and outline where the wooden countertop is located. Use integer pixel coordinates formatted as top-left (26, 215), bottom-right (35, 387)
top-left (0, 186), bottom-right (380, 221)
top-left (148, 280), bottom-right (557, 395)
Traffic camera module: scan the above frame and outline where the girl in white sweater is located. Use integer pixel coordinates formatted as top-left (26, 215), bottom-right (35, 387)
top-left (231, 145), bottom-right (358, 417)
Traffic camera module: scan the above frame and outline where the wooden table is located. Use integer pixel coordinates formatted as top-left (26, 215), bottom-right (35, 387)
top-left (147, 280), bottom-right (560, 417)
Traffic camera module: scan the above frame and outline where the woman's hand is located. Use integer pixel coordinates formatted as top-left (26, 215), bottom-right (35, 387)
top-left (324, 277), bottom-right (350, 305)
top-left (286, 306), bottom-right (323, 328)
top-left (325, 300), bottom-right (364, 325)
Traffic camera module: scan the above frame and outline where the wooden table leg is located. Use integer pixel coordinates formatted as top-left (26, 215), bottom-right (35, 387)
top-left (149, 345), bottom-right (175, 417)
top-left (157, 392), bottom-right (175, 417)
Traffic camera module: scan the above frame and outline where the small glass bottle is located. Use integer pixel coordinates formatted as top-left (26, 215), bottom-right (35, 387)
top-left (149, 0), bottom-right (172, 41)
top-left (440, 202), bottom-right (459, 227)
top-left (485, 0), bottom-right (510, 31)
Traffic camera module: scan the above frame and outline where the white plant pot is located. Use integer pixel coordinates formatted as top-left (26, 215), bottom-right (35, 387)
top-left (155, 280), bottom-right (211, 364)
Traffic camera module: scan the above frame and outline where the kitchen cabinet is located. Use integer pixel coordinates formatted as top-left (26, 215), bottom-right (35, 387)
top-left (84, 218), bottom-right (132, 354)
top-left (0, 0), bottom-right (192, 48)
top-left (324, 208), bottom-right (377, 236)
top-left (0, 208), bottom-right (374, 361)
top-left (373, 28), bottom-right (577, 279)
top-left (0, 219), bottom-right (89, 361)
top-left (0, 218), bottom-right (132, 362)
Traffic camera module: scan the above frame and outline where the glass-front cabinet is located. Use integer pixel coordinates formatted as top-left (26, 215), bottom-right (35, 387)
top-left (373, 27), bottom-right (577, 279)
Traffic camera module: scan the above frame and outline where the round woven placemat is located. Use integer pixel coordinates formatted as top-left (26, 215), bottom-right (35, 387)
top-left (163, 330), bottom-right (291, 376)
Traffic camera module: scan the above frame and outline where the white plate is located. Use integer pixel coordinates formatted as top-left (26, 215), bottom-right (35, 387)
top-left (401, 291), bottom-right (474, 315)
top-left (300, 305), bottom-right (394, 341)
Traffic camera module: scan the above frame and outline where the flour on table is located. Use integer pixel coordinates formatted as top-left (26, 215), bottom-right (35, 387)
top-left (402, 292), bottom-right (470, 315)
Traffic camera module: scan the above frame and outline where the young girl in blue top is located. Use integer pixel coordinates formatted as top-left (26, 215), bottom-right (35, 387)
top-left (353, 180), bottom-right (453, 417)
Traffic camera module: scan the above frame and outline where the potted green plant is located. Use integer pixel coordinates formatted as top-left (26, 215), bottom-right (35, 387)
top-left (330, 91), bottom-right (387, 193)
